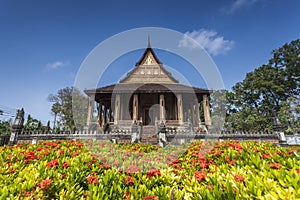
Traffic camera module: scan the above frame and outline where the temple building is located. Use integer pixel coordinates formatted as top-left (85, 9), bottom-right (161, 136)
top-left (84, 41), bottom-right (211, 135)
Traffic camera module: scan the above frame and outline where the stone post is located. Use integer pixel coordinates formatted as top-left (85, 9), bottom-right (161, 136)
top-left (131, 121), bottom-right (140, 143)
top-left (8, 108), bottom-right (25, 146)
top-left (203, 94), bottom-right (211, 126)
top-left (158, 122), bottom-right (167, 147)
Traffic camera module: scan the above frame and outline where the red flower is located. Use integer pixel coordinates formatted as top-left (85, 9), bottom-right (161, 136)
top-left (251, 148), bottom-right (261, 153)
top-left (214, 150), bottom-right (224, 156)
top-left (234, 175), bottom-right (245, 182)
top-left (37, 179), bottom-right (53, 190)
top-left (194, 171), bottom-right (206, 182)
top-left (287, 150), bottom-right (296, 155)
top-left (147, 169), bottom-right (161, 178)
top-left (296, 169), bottom-right (300, 174)
top-left (124, 191), bottom-right (131, 200)
top-left (87, 175), bottom-right (99, 184)
top-left (98, 163), bottom-right (111, 169)
top-left (63, 162), bottom-right (69, 168)
top-left (138, 152), bottom-right (145, 157)
top-left (49, 142), bottom-right (58, 148)
top-left (125, 176), bottom-right (134, 186)
top-left (36, 147), bottom-right (43, 151)
top-left (143, 195), bottom-right (159, 200)
top-left (24, 191), bottom-right (31, 197)
top-left (20, 189), bottom-right (31, 197)
top-left (41, 150), bottom-right (50, 157)
top-left (71, 152), bottom-right (79, 157)
top-left (46, 159), bottom-right (59, 168)
top-left (24, 152), bottom-right (35, 161)
top-left (225, 156), bottom-right (236, 166)
top-left (269, 163), bottom-right (282, 169)
top-left (113, 160), bottom-right (120, 166)
top-left (76, 142), bottom-right (84, 148)
top-left (126, 165), bottom-right (140, 174)
top-left (262, 153), bottom-right (271, 159)
top-left (228, 160), bottom-right (237, 165)
top-left (170, 163), bottom-right (182, 170)
top-left (207, 185), bottom-right (213, 191)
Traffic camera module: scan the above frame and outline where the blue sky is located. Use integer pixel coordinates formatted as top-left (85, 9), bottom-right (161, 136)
top-left (0, 0), bottom-right (299, 124)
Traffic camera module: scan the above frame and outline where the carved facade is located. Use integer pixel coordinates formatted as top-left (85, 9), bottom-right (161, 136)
top-left (85, 41), bottom-right (211, 130)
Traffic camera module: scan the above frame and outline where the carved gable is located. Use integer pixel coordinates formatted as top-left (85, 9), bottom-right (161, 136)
top-left (120, 47), bottom-right (178, 84)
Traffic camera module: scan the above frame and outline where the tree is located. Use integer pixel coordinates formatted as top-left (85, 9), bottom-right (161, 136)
top-left (210, 90), bottom-right (228, 131)
top-left (48, 87), bottom-right (88, 132)
top-left (51, 102), bottom-right (60, 130)
top-left (72, 88), bottom-right (89, 131)
top-left (226, 39), bottom-right (300, 131)
top-left (269, 39), bottom-right (300, 93)
top-left (23, 114), bottom-right (43, 132)
top-left (0, 120), bottom-right (11, 135)
top-left (278, 96), bottom-right (300, 134)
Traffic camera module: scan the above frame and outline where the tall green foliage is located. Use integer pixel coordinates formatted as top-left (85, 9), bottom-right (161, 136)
top-left (23, 114), bottom-right (43, 132)
top-left (226, 39), bottom-right (300, 132)
top-left (48, 87), bottom-right (88, 132)
top-left (0, 120), bottom-right (11, 135)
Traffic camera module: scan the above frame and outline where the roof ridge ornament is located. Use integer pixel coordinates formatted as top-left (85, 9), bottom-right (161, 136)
top-left (147, 35), bottom-right (151, 48)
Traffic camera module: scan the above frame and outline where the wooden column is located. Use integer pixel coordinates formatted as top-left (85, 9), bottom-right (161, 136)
top-left (133, 94), bottom-right (138, 121)
top-left (109, 109), bottom-right (113, 122)
top-left (177, 94), bottom-right (183, 124)
top-left (195, 99), bottom-right (201, 126)
top-left (86, 94), bottom-right (95, 127)
top-left (160, 94), bottom-right (165, 122)
top-left (203, 94), bottom-right (211, 125)
top-left (105, 108), bottom-right (108, 124)
top-left (174, 97), bottom-right (178, 120)
top-left (107, 109), bottom-right (111, 123)
top-left (101, 105), bottom-right (105, 127)
top-left (97, 103), bottom-right (103, 127)
top-left (114, 94), bottom-right (120, 124)
top-left (188, 108), bottom-right (191, 122)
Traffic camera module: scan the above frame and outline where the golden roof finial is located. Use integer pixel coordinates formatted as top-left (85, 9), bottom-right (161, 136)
top-left (147, 35), bottom-right (151, 48)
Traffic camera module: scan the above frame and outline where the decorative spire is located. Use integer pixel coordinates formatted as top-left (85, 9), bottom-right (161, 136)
top-left (147, 35), bottom-right (151, 48)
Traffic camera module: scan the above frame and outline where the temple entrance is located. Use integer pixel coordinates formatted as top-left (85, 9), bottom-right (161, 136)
top-left (144, 109), bottom-right (150, 125)
top-left (143, 104), bottom-right (159, 125)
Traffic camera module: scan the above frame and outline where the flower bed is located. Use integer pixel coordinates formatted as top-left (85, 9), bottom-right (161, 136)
top-left (0, 140), bottom-right (300, 199)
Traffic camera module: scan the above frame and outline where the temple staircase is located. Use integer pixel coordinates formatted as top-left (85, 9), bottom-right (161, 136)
top-left (141, 125), bottom-right (158, 144)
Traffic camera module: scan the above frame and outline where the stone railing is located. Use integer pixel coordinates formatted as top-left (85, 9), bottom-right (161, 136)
top-left (1, 125), bottom-right (288, 146)
top-left (14, 130), bottom-right (132, 145)
top-left (162, 130), bottom-right (280, 146)
top-left (285, 135), bottom-right (300, 145)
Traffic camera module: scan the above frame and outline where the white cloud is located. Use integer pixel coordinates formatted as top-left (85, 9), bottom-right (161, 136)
top-left (46, 61), bottom-right (69, 70)
top-left (178, 29), bottom-right (234, 56)
top-left (223, 0), bottom-right (258, 14)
